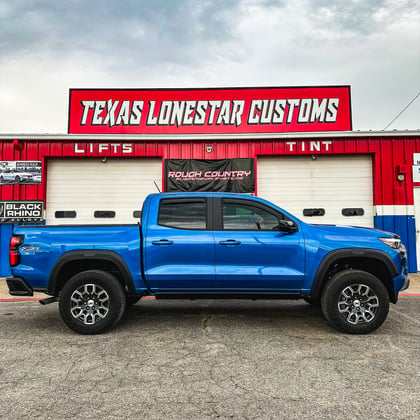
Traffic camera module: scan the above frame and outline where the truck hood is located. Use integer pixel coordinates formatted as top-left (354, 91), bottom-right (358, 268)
top-left (306, 223), bottom-right (398, 241)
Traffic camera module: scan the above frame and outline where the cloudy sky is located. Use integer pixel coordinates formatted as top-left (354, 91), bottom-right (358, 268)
top-left (0, 0), bottom-right (419, 133)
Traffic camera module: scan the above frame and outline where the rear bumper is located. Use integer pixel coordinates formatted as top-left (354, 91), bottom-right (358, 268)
top-left (6, 277), bottom-right (33, 296)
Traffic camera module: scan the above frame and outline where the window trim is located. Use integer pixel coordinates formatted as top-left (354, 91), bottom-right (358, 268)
top-left (54, 210), bottom-right (77, 219)
top-left (342, 208), bottom-right (365, 217)
top-left (303, 208), bottom-right (326, 217)
top-left (94, 210), bottom-right (116, 218)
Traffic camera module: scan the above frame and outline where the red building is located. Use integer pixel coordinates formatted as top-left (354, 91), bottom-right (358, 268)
top-left (1, 87), bottom-right (419, 274)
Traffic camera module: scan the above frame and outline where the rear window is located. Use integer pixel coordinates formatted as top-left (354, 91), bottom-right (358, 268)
top-left (158, 199), bottom-right (207, 230)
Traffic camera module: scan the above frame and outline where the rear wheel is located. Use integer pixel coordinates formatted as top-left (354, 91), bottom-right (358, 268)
top-left (59, 270), bottom-right (126, 334)
top-left (321, 269), bottom-right (389, 334)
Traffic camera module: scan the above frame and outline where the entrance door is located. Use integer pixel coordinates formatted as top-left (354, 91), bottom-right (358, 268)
top-left (257, 155), bottom-right (374, 227)
top-left (46, 158), bottom-right (162, 224)
top-left (413, 188), bottom-right (420, 270)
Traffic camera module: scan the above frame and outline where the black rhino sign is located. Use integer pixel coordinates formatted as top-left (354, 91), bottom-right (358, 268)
top-left (0, 201), bottom-right (44, 223)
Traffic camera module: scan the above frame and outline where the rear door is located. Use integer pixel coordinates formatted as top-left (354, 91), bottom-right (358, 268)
top-left (214, 197), bottom-right (305, 291)
top-left (144, 196), bottom-right (216, 291)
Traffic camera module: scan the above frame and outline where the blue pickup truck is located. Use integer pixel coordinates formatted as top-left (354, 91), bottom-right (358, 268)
top-left (7, 192), bottom-right (409, 335)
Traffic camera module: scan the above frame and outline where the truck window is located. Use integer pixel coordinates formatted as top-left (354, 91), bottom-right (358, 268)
top-left (222, 201), bottom-right (281, 230)
top-left (158, 199), bottom-right (207, 230)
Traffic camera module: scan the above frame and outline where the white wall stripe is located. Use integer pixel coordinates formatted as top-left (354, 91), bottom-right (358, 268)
top-left (374, 205), bottom-right (415, 216)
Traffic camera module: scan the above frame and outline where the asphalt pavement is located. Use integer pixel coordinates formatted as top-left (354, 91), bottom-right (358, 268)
top-left (0, 275), bottom-right (419, 419)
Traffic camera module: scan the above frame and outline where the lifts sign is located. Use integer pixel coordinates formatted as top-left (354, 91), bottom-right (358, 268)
top-left (68, 87), bottom-right (352, 134)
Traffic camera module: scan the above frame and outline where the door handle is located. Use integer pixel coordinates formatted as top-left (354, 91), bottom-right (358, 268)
top-left (151, 239), bottom-right (174, 246)
top-left (219, 239), bottom-right (241, 246)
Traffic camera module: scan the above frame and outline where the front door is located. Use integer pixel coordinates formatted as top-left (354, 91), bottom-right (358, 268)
top-left (214, 198), bottom-right (305, 291)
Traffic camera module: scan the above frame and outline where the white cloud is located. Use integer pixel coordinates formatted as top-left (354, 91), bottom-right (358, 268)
top-left (0, 0), bottom-right (418, 132)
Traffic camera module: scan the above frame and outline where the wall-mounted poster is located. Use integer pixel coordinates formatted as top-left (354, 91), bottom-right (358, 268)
top-left (0, 161), bottom-right (42, 185)
top-left (0, 201), bottom-right (44, 223)
top-left (165, 158), bottom-right (255, 193)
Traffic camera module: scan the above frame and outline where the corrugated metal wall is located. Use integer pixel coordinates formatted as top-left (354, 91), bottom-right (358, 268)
top-left (0, 136), bottom-right (419, 204)
top-left (0, 134), bottom-right (419, 274)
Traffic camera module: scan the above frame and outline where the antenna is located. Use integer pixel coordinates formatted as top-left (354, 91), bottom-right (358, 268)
top-left (154, 181), bottom-right (161, 193)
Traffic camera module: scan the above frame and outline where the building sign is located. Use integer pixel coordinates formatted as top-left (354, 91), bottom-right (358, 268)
top-left (285, 140), bottom-right (333, 153)
top-left (412, 154), bottom-right (420, 182)
top-left (0, 161), bottom-right (42, 185)
top-left (165, 159), bottom-right (255, 193)
top-left (0, 201), bottom-right (44, 223)
top-left (74, 143), bottom-right (134, 155)
top-left (68, 86), bottom-right (352, 134)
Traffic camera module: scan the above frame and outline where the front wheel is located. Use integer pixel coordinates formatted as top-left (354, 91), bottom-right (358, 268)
top-left (59, 270), bottom-right (126, 334)
top-left (321, 270), bottom-right (389, 334)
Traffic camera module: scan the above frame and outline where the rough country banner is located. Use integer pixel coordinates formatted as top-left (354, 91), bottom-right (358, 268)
top-left (68, 86), bottom-right (352, 134)
top-left (165, 159), bottom-right (255, 193)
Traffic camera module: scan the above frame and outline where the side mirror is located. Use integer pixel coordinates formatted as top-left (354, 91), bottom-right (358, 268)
top-left (274, 219), bottom-right (298, 232)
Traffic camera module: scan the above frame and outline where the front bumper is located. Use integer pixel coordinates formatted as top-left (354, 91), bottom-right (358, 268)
top-left (399, 276), bottom-right (410, 292)
top-left (6, 277), bottom-right (33, 296)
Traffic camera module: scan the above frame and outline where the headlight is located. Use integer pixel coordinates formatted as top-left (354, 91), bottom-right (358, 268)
top-left (379, 237), bottom-right (402, 249)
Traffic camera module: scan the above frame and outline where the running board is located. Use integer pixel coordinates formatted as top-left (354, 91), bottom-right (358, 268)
top-left (155, 292), bottom-right (300, 300)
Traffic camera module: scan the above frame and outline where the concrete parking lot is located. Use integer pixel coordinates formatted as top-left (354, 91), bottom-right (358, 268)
top-left (0, 277), bottom-right (419, 419)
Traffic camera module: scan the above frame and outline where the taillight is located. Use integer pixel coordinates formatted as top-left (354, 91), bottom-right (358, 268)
top-left (9, 235), bottom-right (23, 266)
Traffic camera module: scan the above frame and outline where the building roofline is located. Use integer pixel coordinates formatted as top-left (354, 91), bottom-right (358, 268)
top-left (0, 130), bottom-right (419, 141)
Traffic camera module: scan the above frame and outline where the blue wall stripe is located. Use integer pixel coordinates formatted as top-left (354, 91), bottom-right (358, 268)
top-left (374, 215), bottom-right (417, 273)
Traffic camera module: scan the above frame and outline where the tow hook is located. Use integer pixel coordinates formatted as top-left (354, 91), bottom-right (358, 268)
top-left (39, 297), bottom-right (59, 305)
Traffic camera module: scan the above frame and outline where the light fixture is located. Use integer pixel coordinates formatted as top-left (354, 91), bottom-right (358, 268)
top-left (101, 157), bottom-right (108, 163)
top-left (396, 164), bottom-right (406, 183)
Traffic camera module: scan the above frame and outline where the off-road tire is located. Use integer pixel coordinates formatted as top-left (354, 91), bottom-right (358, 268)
top-left (321, 269), bottom-right (389, 334)
top-left (59, 270), bottom-right (126, 334)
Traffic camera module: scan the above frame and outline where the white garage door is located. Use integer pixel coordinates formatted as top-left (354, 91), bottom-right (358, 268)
top-left (46, 158), bottom-right (162, 224)
top-left (257, 155), bottom-right (374, 227)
